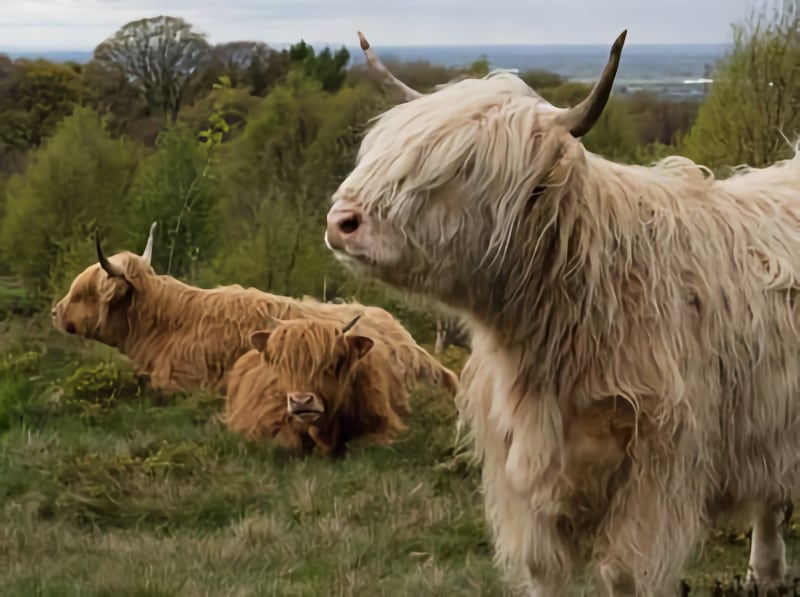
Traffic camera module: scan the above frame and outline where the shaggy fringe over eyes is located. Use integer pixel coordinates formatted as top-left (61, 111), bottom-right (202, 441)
top-left (351, 71), bottom-right (568, 256)
top-left (266, 320), bottom-right (346, 377)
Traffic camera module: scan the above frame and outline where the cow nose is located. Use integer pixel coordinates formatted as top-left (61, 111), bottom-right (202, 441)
top-left (325, 202), bottom-right (362, 251)
top-left (288, 392), bottom-right (315, 406)
top-left (51, 305), bottom-right (57, 317)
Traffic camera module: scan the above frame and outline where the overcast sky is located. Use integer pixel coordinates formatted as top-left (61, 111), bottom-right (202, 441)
top-left (0, 0), bottom-right (759, 50)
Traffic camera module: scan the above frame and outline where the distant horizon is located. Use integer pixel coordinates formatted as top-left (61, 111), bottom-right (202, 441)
top-left (0, 41), bottom-right (733, 53)
top-left (1, 40), bottom-right (730, 94)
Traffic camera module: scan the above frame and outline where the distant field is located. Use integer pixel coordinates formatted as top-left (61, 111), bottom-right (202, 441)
top-left (0, 312), bottom-right (796, 596)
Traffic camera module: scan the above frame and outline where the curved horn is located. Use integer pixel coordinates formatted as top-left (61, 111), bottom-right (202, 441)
top-left (358, 31), bottom-right (424, 102)
top-left (556, 29), bottom-right (627, 138)
top-left (95, 231), bottom-right (125, 278)
top-left (341, 314), bottom-right (362, 334)
top-left (141, 221), bottom-right (157, 264)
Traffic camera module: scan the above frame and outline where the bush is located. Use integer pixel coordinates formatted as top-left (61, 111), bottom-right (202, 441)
top-left (62, 361), bottom-right (143, 422)
top-left (0, 349), bottom-right (50, 431)
top-left (0, 106), bottom-right (143, 301)
top-left (682, 2), bottom-right (800, 169)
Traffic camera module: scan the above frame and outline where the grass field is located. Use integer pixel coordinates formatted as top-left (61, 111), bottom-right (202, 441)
top-left (0, 311), bottom-right (798, 596)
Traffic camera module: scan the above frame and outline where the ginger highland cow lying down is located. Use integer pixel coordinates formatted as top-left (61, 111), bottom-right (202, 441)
top-left (223, 314), bottom-right (458, 457)
top-left (51, 223), bottom-right (456, 397)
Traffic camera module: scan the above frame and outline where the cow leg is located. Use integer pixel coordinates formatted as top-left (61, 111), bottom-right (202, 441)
top-left (521, 514), bottom-right (576, 597)
top-left (482, 462), bottom-right (576, 595)
top-left (745, 502), bottom-right (788, 591)
top-left (593, 453), bottom-right (706, 597)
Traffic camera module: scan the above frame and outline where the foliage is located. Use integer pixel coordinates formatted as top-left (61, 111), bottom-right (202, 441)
top-left (80, 58), bottom-right (156, 143)
top-left (0, 348), bottom-right (47, 432)
top-left (625, 90), bottom-right (700, 147)
top-left (125, 122), bottom-right (220, 281)
top-left (0, 106), bottom-right (143, 300)
top-left (288, 40), bottom-right (351, 93)
top-left (211, 75), bottom-right (381, 297)
top-left (519, 68), bottom-right (565, 89)
top-left (62, 361), bottom-right (143, 421)
top-left (180, 76), bottom-right (259, 144)
top-left (202, 41), bottom-right (275, 88)
top-left (0, 58), bottom-right (92, 150)
top-left (193, 41), bottom-right (294, 99)
top-left (682, 0), bottom-right (800, 169)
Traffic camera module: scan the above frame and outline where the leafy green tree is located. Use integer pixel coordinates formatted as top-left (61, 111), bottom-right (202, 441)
top-left (93, 16), bottom-right (211, 122)
top-left (682, 1), bottom-right (800, 170)
top-left (247, 48), bottom-right (292, 96)
top-left (179, 76), bottom-right (259, 143)
top-left (0, 107), bottom-right (143, 299)
top-left (194, 41), bottom-right (292, 97)
top-left (0, 58), bottom-right (92, 150)
top-left (288, 41), bottom-right (351, 93)
top-left (211, 73), bottom-right (383, 297)
top-left (81, 58), bottom-right (155, 142)
top-left (125, 118), bottom-right (221, 282)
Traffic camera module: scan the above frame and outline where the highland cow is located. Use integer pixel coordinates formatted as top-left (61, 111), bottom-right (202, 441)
top-left (323, 30), bottom-right (799, 596)
top-left (52, 223), bottom-right (458, 397)
top-left (223, 314), bottom-right (457, 456)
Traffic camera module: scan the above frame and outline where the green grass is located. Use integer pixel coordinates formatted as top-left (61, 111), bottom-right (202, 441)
top-left (0, 317), bottom-right (797, 596)
top-left (0, 277), bottom-right (39, 320)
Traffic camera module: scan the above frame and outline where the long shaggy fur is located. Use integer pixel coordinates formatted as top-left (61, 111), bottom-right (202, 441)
top-left (328, 70), bottom-right (800, 595)
top-left (223, 317), bottom-right (433, 456)
top-left (52, 251), bottom-right (458, 396)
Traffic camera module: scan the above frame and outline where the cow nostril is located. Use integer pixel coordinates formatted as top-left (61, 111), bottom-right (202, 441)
top-left (338, 214), bottom-right (361, 235)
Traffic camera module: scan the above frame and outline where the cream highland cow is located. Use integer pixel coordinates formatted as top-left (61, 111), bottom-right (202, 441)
top-left (324, 29), bottom-right (799, 596)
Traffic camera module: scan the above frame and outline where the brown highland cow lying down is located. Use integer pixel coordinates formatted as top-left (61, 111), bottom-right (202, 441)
top-left (51, 223), bottom-right (458, 398)
top-left (223, 314), bottom-right (458, 456)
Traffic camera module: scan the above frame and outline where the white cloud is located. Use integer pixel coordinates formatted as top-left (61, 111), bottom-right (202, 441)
top-left (0, 0), bottom-right (755, 50)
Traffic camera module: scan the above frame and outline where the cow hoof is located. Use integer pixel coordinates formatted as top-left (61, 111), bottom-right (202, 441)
top-left (744, 574), bottom-right (792, 596)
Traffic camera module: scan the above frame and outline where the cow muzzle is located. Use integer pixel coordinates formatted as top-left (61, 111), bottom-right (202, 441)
top-left (325, 201), bottom-right (364, 254)
top-left (286, 392), bottom-right (325, 421)
top-left (51, 303), bottom-right (75, 334)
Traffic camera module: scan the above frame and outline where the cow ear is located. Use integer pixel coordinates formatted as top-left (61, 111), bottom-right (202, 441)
top-left (250, 330), bottom-right (271, 353)
top-left (345, 335), bottom-right (373, 360)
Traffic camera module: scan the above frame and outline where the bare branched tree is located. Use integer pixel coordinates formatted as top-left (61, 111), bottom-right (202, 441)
top-left (93, 16), bottom-right (210, 122)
